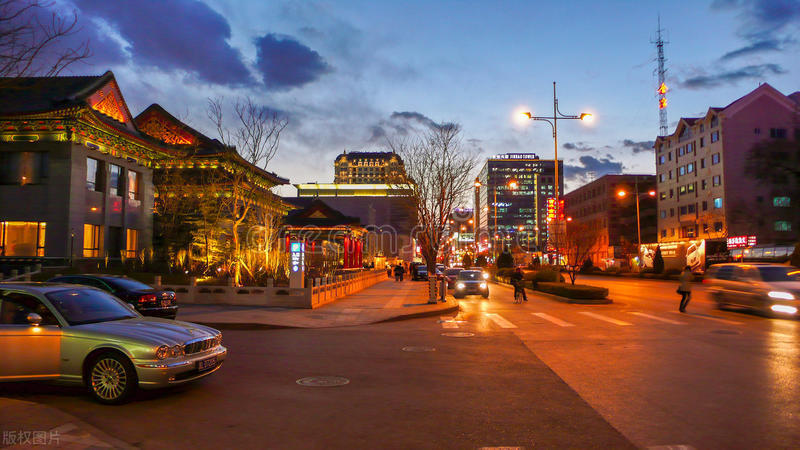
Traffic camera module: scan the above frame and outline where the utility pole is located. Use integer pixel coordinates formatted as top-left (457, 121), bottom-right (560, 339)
top-left (653, 16), bottom-right (669, 137)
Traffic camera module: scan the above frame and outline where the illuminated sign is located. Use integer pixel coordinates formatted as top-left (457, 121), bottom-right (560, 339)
top-left (546, 197), bottom-right (556, 222)
top-left (727, 235), bottom-right (756, 249)
top-left (659, 98), bottom-right (667, 109)
top-left (290, 242), bottom-right (305, 273)
top-left (657, 82), bottom-right (668, 95)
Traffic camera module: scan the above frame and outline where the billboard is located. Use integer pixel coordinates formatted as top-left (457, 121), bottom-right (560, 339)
top-left (639, 239), bottom-right (707, 272)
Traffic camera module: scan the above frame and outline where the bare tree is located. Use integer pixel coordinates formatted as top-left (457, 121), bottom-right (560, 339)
top-left (0, 0), bottom-right (90, 79)
top-left (207, 97), bottom-right (287, 286)
top-left (552, 220), bottom-right (600, 285)
top-left (389, 123), bottom-right (478, 303)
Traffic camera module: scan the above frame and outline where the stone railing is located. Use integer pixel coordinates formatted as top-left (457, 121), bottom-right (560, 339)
top-left (0, 264), bottom-right (43, 282)
top-left (159, 269), bottom-right (386, 309)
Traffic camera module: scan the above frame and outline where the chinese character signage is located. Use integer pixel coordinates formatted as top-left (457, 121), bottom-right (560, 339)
top-left (726, 235), bottom-right (756, 249)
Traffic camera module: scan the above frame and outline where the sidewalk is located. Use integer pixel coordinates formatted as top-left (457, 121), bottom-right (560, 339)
top-left (176, 279), bottom-right (458, 329)
top-left (0, 398), bottom-right (133, 449)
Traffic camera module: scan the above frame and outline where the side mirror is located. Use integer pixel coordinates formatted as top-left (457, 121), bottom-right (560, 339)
top-left (26, 313), bottom-right (42, 327)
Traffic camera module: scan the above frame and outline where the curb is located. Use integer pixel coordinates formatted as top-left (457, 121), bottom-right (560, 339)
top-left (493, 280), bottom-right (613, 305)
top-left (377, 302), bottom-right (460, 323)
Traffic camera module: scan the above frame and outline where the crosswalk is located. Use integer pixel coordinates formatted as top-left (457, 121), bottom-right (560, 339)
top-left (440, 310), bottom-right (744, 331)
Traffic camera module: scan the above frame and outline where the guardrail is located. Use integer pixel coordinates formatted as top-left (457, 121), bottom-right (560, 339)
top-left (0, 264), bottom-right (42, 282)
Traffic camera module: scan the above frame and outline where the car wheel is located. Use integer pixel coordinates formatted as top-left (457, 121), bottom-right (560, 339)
top-left (87, 352), bottom-right (137, 405)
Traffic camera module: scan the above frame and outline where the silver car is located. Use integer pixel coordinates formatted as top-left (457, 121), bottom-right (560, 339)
top-left (705, 263), bottom-right (800, 316)
top-left (0, 283), bottom-right (227, 404)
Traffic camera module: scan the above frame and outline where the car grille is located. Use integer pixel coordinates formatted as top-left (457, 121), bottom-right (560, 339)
top-left (184, 337), bottom-right (216, 355)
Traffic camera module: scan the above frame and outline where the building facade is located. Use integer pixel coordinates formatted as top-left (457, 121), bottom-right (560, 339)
top-left (564, 174), bottom-right (657, 267)
top-left (476, 153), bottom-right (562, 253)
top-left (654, 83), bottom-right (799, 245)
top-left (333, 151), bottom-right (405, 184)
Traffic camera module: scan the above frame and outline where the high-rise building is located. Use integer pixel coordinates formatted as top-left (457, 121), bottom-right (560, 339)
top-left (476, 153), bottom-right (562, 253)
top-left (333, 151), bottom-right (405, 184)
top-left (564, 174), bottom-right (657, 267)
top-left (654, 83), bottom-right (799, 245)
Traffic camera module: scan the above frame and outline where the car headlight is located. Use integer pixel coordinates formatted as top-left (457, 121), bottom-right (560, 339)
top-left (480, 283), bottom-right (487, 289)
top-left (168, 345), bottom-right (185, 358)
top-left (456, 282), bottom-right (465, 289)
top-left (768, 291), bottom-right (795, 300)
top-left (482, 273), bottom-right (489, 279)
top-left (156, 345), bottom-right (169, 360)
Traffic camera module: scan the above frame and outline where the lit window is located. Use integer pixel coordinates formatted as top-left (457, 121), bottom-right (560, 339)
top-left (660, 210), bottom-right (666, 218)
top-left (713, 197), bottom-right (723, 209)
top-left (679, 166), bottom-right (685, 176)
top-left (0, 221), bottom-right (46, 256)
top-left (775, 221), bottom-right (792, 231)
top-left (712, 175), bottom-right (721, 186)
top-left (87, 158), bottom-right (102, 191)
top-left (83, 224), bottom-right (102, 258)
top-left (711, 131), bottom-right (719, 143)
top-left (687, 163), bottom-right (694, 173)
top-left (773, 196), bottom-right (790, 207)
top-left (688, 183), bottom-right (695, 193)
top-left (126, 229), bottom-right (138, 257)
top-left (711, 153), bottom-right (720, 165)
top-left (109, 164), bottom-right (123, 197)
top-left (127, 170), bottom-right (140, 201)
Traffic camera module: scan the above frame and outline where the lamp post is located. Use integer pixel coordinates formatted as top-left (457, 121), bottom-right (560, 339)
top-left (493, 179), bottom-right (518, 262)
top-left (617, 177), bottom-right (656, 266)
top-left (474, 178), bottom-right (481, 251)
top-left (521, 82), bottom-right (592, 265)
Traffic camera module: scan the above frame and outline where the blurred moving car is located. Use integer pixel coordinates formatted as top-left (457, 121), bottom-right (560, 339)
top-left (705, 263), bottom-right (800, 316)
top-left (0, 283), bottom-right (226, 404)
top-left (444, 268), bottom-right (462, 288)
top-left (411, 264), bottom-right (428, 281)
top-left (48, 275), bottom-right (177, 319)
top-left (453, 270), bottom-right (489, 299)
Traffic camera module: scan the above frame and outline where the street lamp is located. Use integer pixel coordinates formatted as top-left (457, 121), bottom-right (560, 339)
top-left (493, 179), bottom-right (518, 261)
top-left (521, 82), bottom-right (592, 265)
top-left (616, 177), bottom-right (656, 253)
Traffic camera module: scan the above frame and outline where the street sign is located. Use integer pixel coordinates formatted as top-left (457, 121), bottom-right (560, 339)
top-left (290, 241), bottom-right (305, 288)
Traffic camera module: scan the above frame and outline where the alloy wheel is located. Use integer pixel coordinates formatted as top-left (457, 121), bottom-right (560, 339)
top-left (91, 358), bottom-right (128, 401)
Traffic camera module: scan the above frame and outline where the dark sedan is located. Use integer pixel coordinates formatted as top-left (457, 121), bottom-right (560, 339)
top-left (47, 275), bottom-right (178, 319)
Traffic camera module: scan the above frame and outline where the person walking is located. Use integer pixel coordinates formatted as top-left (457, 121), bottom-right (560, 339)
top-left (394, 264), bottom-right (405, 282)
top-left (678, 265), bottom-right (692, 312)
top-left (510, 267), bottom-right (527, 303)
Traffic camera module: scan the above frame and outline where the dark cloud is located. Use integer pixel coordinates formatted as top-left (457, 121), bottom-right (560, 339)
top-left (712, 0), bottom-right (800, 41)
top-left (254, 34), bottom-right (331, 90)
top-left (390, 111), bottom-right (455, 131)
top-left (562, 142), bottom-right (594, 152)
top-left (679, 64), bottom-right (786, 89)
top-left (622, 139), bottom-right (655, 154)
top-left (720, 39), bottom-right (783, 60)
top-left (564, 155), bottom-right (623, 188)
top-left (72, 0), bottom-right (252, 86)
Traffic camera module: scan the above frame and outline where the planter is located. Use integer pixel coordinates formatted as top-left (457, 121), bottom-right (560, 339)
top-left (536, 282), bottom-right (608, 300)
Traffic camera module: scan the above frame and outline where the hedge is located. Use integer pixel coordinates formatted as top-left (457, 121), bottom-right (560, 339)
top-left (536, 282), bottom-right (608, 300)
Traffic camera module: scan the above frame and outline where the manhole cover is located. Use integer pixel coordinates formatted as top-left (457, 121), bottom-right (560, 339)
top-left (296, 376), bottom-right (350, 387)
top-left (711, 329), bottom-right (740, 335)
top-left (441, 332), bottom-right (475, 337)
top-left (402, 346), bottom-right (436, 352)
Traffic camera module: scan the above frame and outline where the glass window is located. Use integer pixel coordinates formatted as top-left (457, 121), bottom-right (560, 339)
top-left (688, 204), bottom-right (695, 213)
top-left (0, 292), bottom-right (59, 325)
top-left (775, 221), bottom-right (792, 231)
top-left (712, 175), bottom-right (721, 186)
top-left (770, 128), bottom-right (787, 139)
top-left (757, 266), bottom-right (800, 281)
top-left (45, 288), bottom-right (137, 326)
top-left (687, 163), bottom-right (694, 173)
top-left (679, 166), bottom-right (686, 176)
top-left (712, 153), bottom-right (720, 164)
top-left (688, 183), bottom-right (695, 193)
top-left (125, 229), bottom-right (138, 257)
top-left (87, 158), bottom-right (102, 191)
top-left (714, 221), bottom-right (723, 232)
top-left (0, 221), bottom-right (46, 256)
top-left (108, 164), bottom-right (123, 197)
top-left (699, 137), bottom-right (704, 148)
top-left (83, 224), bottom-right (102, 258)
top-left (711, 116), bottom-right (719, 128)
top-left (701, 179), bottom-right (707, 190)
top-left (702, 201), bottom-right (708, 211)
top-left (713, 198), bottom-right (723, 209)
top-left (127, 171), bottom-right (140, 201)
top-left (105, 277), bottom-right (152, 291)
top-left (711, 131), bottom-right (719, 143)
top-left (773, 196), bottom-right (790, 207)
top-left (680, 186), bottom-right (686, 194)
top-left (660, 210), bottom-right (666, 218)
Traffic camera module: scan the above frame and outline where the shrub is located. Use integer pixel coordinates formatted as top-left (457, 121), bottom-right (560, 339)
top-left (497, 250), bottom-right (514, 268)
top-left (475, 255), bottom-right (488, 267)
top-left (536, 282), bottom-right (608, 299)
top-left (497, 268), bottom-right (516, 278)
top-left (580, 258), bottom-right (594, 273)
top-left (535, 268), bottom-right (563, 283)
top-left (603, 266), bottom-right (620, 274)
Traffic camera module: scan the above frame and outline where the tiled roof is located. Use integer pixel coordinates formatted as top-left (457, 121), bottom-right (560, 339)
top-left (0, 72), bottom-right (111, 114)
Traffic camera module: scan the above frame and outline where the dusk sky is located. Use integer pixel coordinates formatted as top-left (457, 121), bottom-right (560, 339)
top-left (52, 0), bottom-right (800, 195)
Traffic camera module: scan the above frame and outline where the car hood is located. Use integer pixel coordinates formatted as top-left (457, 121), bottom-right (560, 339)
top-left (768, 281), bottom-right (800, 292)
top-left (73, 317), bottom-right (218, 346)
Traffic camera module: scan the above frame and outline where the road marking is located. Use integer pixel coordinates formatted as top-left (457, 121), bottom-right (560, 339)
top-left (668, 311), bottom-right (742, 325)
top-left (629, 311), bottom-right (686, 325)
top-left (532, 312), bottom-right (575, 327)
top-left (440, 316), bottom-right (459, 329)
top-left (578, 311), bottom-right (632, 326)
top-left (485, 313), bottom-right (517, 328)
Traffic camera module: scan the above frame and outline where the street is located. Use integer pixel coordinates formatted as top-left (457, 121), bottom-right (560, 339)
top-left (2, 276), bottom-right (799, 449)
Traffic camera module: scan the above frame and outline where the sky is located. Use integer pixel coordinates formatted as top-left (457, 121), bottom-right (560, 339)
top-left (46, 0), bottom-right (800, 195)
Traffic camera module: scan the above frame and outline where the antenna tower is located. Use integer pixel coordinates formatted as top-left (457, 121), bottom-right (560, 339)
top-left (653, 16), bottom-right (669, 136)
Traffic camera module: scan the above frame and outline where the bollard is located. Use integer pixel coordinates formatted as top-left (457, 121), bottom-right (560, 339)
top-left (155, 275), bottom-right (163, 286)
top-left (267, 278), bottom-right (274, 288)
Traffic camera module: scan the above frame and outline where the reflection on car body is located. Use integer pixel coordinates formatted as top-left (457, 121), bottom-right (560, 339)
top-left (705, 263), bottom-right (800, 317)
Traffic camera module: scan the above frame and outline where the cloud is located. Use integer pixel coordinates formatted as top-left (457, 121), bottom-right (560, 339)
top-left (622, 139), bottom-right (655, 154)
top-left (72, 0), bottom-right (252, 86)
top-left (712, 0), bottom-right (800, 42)
top-left (679, 64), bottom-right (786, 89)
top-left (564, 155), bottom-right (623, 189)
top-left (562, 142), bottom-right (594, 152)
top-left (720, 38), bottom-right (784, 60)
top-left (389, 111), bottom-right (455, 131)
top-left (255, 34), bottom-right (331, 90)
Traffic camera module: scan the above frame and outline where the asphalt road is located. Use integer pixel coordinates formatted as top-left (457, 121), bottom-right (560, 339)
top-left (2, 276), bottom-right (798, 449)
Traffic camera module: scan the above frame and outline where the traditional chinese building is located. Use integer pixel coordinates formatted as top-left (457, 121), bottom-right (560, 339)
top-left (0, 72), bottom-right (177, 265)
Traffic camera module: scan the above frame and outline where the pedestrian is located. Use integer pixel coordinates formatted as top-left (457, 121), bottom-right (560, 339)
top-left (510, 267), bottom-right (527, 303)
top-left (387, 266), bottom-right (392, 278)
top-left (678, 265), bottom-right (692, 312)
top-left (394, 264), bottom-right (405, 282)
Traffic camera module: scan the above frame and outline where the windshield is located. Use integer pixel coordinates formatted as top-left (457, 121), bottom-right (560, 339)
top-left (445, 269), bottom-right (462, 275)
top-left (105, 277), bottom-right (153, 291)
top-left (458, 271), bottom-right (482, 280)
top-left (757, 266), bottom-right (800, 282)
top-left (417, 266), bottom-right (427, 272)
top-left (45, 288), bottom-right (138, 325)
